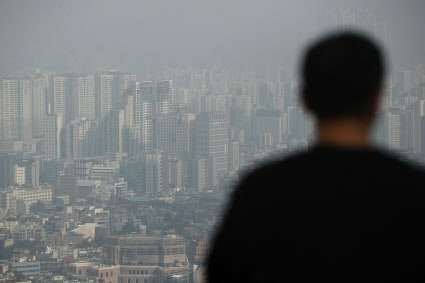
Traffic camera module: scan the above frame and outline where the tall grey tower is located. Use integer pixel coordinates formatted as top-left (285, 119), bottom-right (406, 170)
top-left (31, 74), bottom-right (48, 138)
top-left (154, 80), bottom-right (174, 115)
top-left (52, 73), bottom-right (95, 124)
top-left (44, 114), bottom-right (63, 159)
top-left (95, 71), bottom-right (136, 120)
top-left (195, 112), bottom-right (229, 176)
top-left (0, 77), bottom-right (33, 141)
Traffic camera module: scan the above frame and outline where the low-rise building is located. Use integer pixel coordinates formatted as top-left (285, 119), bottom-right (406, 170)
top-left (12, 223), bottom-right (45, 240)
top-left (0, 259), bottom-right (40, 277)
top-left (67, 263), bottom-right (192, 283)
top-left (0, 186), bottom-right (53, 214)
top-left (105, 235), bottom-right (187, 267)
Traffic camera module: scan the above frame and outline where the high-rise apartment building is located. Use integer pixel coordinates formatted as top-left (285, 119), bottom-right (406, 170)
top-left (65, 118), bottom-right (99, 160)
top-left (153, 113), bottom-right (196, 158)
top-left (401, 107), bottom-right (415, 152)
top-left (386, 108), bottom-right (401, 151)
top-left (168, 159), bottom-right (183, 188)
top-left (192, 157), bottom-right (217, 192)
top-left (52, 74), bottom-right (74, 125)
top-left (284, 81), bottom-right (299, 111)
top-left (75, 74), bottom-right (95, 120)
top-left (228, 141), bottom-right (240, 173)
top-left (0, 78), bottom-right (33, 141)
top-left (398, 70), bottom-right (412, 94)
top-left (287, 106), bottom-right (310, 141)
top-left (253, 109), bottom-right (283, 147)
top-left (119, 82), bottom-right (156, 155)
top-left (30, 74), bottom-right (48, 138)
top-left (145, 151), bottom-right (168, 194)
top-left (412, 100), bottom-right (425, 154)
top-left (154, 80), bottom-right (174, 115)
top-left (0, 153), bottom-right (17, 188)
top-left (257, 81), bottom-right (276, 109)
top-left (95, 71), bottom-right (136, 120)
top-left (195, 112), bottom-right (229, 176)
top-left (102, 108), bottom-right (125, 154)
top-left (52, 73), bottom-right (95, 124)
top-left (44, 114), bottom-right (63, 159)
top-left (138, 80), bottom-right (174, 116)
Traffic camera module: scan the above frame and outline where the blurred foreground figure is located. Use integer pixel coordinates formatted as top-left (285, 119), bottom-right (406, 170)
top-left (208, 32), bottom-right (425, 282)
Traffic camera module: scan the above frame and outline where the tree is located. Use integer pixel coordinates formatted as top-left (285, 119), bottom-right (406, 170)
top-left (94, 233), bottom-right (106, 247)
top-left (76, 238), bottom-right (94, 249)
top-left (118, 219), bottom-right (139, 235)
top-left (13, 270), bottom-right (27, 281)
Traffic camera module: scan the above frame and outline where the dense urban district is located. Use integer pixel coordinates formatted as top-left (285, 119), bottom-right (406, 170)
top-left (1, 9), bottom-right (425, 283)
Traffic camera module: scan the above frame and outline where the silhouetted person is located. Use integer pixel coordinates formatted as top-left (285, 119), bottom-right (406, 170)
top-left (207, 32), bottom-right (425, 282)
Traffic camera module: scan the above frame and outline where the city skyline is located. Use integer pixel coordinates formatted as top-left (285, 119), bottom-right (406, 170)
top-left (1, 1), bottom-right (425, 77)
top-left (1, 1), bottom-right (425, 282)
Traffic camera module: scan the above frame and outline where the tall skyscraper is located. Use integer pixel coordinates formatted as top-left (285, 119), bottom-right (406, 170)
top-left (169, 159), bottom-right (183, 188)
top-left (398, 71), bottom-right (412, 94)
top-left (153, 113), bottom-right (196, 158)
top-left (283, 81), bottom-right (299, 111)
top-left (95, 71), bottom-right (136, 120)
top-left (144, 151), bottom-right (168, 194)
top-left (154, 80), bottom-right (174, 115)
top-left (52, 74), bottom-right (74, 125)
top-left (0, 78), bottom-right (33, 141)
top-left (192, 157), bottom-right (217, 192)
top-left (257, 81), bottom-right (276, 109)
top-left (253, 109), bottom-right (283, 147)
top-left (102, 108), bottom-right (125, 154)
top-left (228, 141), bottom-right (240, 173)
top-left (386, 108), bottom-right (401, 151)
top-left (287, 106), bottom-right (310, 141)
top-left (65, 118), bottom-right (99, 160)
top-left (75, 74), bottom-right (95, 120)
top-left (126, 82), bottom-right (155, 155)
top-left (0, 153), bottom-right (17, 188)
top-left (417, 100), bottom-right (425, 153)
top-left (30, 74), bottom-right (48, 138)
top-left (44, 114), bottom-right (63, 159)
top-left (400, 106), bottom-right (415, 152)
top-left (52, 73), bottom-right (95, 124)
top-left (138, 80), bottom-right (174, 116)
top-left (195, 112), bottom-right (229, 176)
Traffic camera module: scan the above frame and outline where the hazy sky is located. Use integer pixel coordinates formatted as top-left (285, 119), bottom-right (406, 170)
top-left (0, 0), bottom-right (424, 77)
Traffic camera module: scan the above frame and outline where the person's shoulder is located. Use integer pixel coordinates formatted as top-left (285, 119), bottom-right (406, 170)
top-left (373, 148), bottom-right (425, 178)
top-left (250, 150), bottom-right (306, 173)
top-left (237, 149), bottom-right (312, 188)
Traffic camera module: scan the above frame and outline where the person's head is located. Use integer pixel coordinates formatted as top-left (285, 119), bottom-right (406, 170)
top-left (301, 31), bottom-right (385, 125)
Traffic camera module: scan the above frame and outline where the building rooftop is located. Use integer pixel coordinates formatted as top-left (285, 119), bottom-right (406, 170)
top-left (121, 196), bottom-right (151, 202)
top-left (77, 180), bottom-right (98, 186)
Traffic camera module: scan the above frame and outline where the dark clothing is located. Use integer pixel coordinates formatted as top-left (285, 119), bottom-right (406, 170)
top-left (208, 144), bottom-right (425, 282)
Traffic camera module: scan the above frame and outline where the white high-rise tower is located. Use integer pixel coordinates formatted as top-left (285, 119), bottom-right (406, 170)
top-left (0, 77), bottom-right (32, 141)
top-left (95, 71), bottom-right (136, 120)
